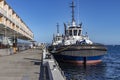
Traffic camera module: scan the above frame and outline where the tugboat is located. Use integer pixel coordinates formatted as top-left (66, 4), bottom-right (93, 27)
top-left (49, 1), bottom-right (107, 65)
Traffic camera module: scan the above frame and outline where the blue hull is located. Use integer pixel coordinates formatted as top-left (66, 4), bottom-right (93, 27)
top-left (53, 54), bottom-right (103, 64)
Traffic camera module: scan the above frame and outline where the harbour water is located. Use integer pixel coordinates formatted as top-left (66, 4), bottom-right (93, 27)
top-left (59, 45), bottom-right (120, 80)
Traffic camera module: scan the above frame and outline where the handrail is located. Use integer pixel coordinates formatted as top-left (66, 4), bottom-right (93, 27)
top-left (0, 7), bottom-right (7, 16)
top-left (51, 54), bottom-right (66, 80)
top-left (41, 47), bottom-right (66, 80)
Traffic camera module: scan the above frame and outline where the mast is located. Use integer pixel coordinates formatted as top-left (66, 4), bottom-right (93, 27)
top-left (70, 0), bottom-right (75, 24)
top-left (57, 23), bottom-right (59, 34)
top-left (64, 23), bottom-right (67, 35)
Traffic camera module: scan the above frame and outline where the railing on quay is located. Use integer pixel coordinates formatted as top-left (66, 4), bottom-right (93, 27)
top-left (40, 47), bottom-right (66, 80)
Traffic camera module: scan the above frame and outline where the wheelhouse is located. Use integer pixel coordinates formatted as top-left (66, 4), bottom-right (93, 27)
top-left (67, 27), bottom-right (82, 36)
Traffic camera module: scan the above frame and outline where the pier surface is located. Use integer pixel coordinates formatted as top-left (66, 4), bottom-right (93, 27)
top-left (0, 49), bottom-right (42, 80)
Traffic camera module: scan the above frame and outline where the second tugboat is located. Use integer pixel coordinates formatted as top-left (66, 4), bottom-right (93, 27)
top-left (49, 1), bottom-right (107, 65)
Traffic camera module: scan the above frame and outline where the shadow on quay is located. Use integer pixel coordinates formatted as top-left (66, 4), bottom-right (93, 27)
top-left (24, 58), bottom-right (41, 65)
top-left (24, 58), bottom-right (42, 80)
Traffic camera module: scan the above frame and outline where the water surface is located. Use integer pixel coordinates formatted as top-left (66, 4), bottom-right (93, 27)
top-left (59, 45), bottom-right (120, 80)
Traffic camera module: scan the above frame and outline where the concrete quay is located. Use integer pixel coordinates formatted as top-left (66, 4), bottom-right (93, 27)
top-left (40, 49), bottom-right (66, 80)
top-left (0, 49), bottom-right (42, 80)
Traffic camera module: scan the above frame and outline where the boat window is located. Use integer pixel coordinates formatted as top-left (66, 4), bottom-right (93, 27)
top-left (78, 30), bottom-right (81, 36)
top-left (69, 30), bottom-right (72, 36)
top-left (74, 30), bottom-right (77, 36)
top-left (57, 37), bottom-right (61, 40)
top-left (57, 38), bottom-right (59, 40)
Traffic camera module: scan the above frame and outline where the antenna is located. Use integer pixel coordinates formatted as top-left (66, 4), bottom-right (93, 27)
top-left (77, 0), bottom-right (80, 24)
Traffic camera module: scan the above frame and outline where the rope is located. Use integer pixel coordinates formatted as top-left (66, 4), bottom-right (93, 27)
top-left (51, 44), bottom-right (73, 53)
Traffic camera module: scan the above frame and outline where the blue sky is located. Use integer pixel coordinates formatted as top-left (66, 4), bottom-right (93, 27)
top-left (6, 0), bottom-right (120, 45)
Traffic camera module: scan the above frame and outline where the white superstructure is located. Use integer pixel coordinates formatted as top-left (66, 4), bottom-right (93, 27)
top-left (52, 1), bottom-right (93, 46)
top-left (64, 22), bottom-right (93, 45)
